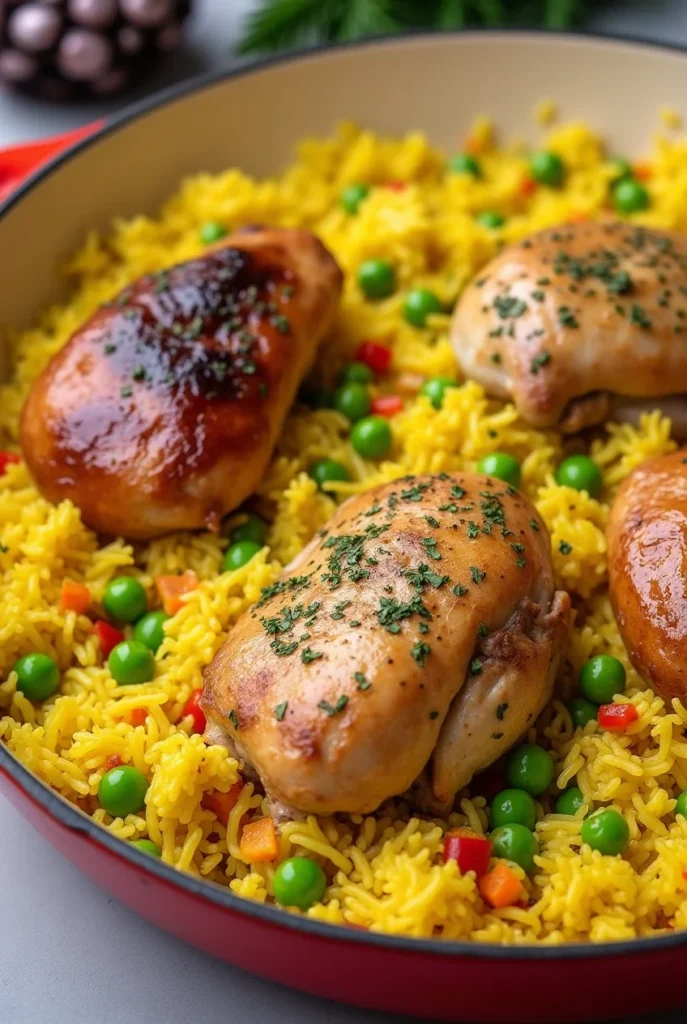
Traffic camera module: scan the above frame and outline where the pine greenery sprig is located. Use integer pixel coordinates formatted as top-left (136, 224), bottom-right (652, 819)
top-left (238, 0), bottom-right (593, 55)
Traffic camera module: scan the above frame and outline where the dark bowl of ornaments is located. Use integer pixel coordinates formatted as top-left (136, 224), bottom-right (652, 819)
top-left (0, 0), bottom-right (193, 101)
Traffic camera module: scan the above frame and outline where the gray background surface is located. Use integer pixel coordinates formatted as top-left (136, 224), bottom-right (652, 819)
top-left (2, 2), bottom-right (687, 1022)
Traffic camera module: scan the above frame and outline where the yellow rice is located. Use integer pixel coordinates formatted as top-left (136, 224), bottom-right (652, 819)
top-left (3, 116), bottom-right (687, 944)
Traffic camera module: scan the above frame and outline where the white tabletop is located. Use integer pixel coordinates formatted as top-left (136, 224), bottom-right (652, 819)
top-left (2, 2), bottom-right (687, 1021)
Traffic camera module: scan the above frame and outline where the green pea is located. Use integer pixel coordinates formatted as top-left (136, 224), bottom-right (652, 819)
top-left (340, 183), bottom-right (369, 215)
top-left (568, 696), bottom-right (598, 729)
top-left (272, 857), bottom-right (327, 910)
top-left (223, 540), bottom-right (262, 572)
top-left (477, 210), bottom-right (505, 229)
top-left (98, 765), bottom-right (148, 817)
top-left (332, 382), bottom-right (371, 423)
top-left (13, 653), bottom-right (59, 702)
top-left (505, 744), bottom-right (554, 797)
top-left (609, 157), bottom-right (632, 182)
top-left (338, 361), bottom-right (374, 385)
top-left (199, 221), bottom-right (228, 244)
top-left (133, 611), bottom-right (169, 655)
top-left (448, 153), bottom-right (481, 177)
top-left (420, 376), bottom-right (458, 410)
top-left (580, 808), bottom-right (629, 856)
top-left (530, 150), bottom-right (564, 187)
top-left (103, 576), bottom-right (147, 624)
top-left (490, 788), bottom-right (537, 830)
top-left (554, 455), bottom-right (603, 499)
top-left (476, 452), bottom-right (521, 488)
top-left (555, 787), bottom-right (585, 816)
top-left (130, 838), bottom-right (162, 857)
top-left (403, 289), bottom-right (443, 328)
top-left (579, 655), bottom-right (627, 705)
top-left (108, 641), bottom-right (155, 686)
top-left (350, 416), bottom-right (393, 460)
top-left (675, 791), bottom-right (687, 819)
top-left (491, 823), bottom-right (538, 873)
top-left (613, 177), bottom-right (649, 214)
top-left (357, 259), bottom-right (396, 300)
top-left (231, 513), bottom-right (267, 546)
top-left (308, 459), bottom-right (350, 490)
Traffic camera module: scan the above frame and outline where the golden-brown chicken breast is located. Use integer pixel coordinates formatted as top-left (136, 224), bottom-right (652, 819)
top-left (451, 221), bottom-right (687, 434)
top-left (20, 227), bottom-right (342, 539)
top-left (202, 473), bottom-right (571, 818)
top-left (608, 450), bottom-right (687, 701)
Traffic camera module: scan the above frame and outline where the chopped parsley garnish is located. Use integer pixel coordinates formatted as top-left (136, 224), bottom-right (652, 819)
top-left (274, 702), bottom-right (288, 721)
top-left (319, 695), bottom-right (348, 716)
top-left (400, 482), bottom-right (431, 502)
top-left (490, 352), bottom-right (502, 364)
top-left (559, 540), bottom-right (573, 554)
top-left (301, 647), bottom-right (323, 664)
top-left (271, 639), bottom-right (299, 657)
top-left (451, 485), bottom-right (466, 499)
top-left (411, 641), bottom-right (431, 666)
top-left (530, 350), bottom-right (551, 374)
top-left (470, 566), bottom-right (486, 584)
top-left (424, 515), bottom-right (440, 528)
top-left (120, 386), bottom-right (133, 399)
top-left (630, 304), bottom-right (652, 328)
top-left (354, 672), bottom-right (371, 691)
top-left (478, 622), bottom-right (489, 638)
top-left (453, 583), bottom-right (468, 596)
top-left (422, 537), bottom-right (442, 560)
top-left (529, 519), bottom-right (540, 531)
top-left (607, 270), bottom-right (633, 294)
top-left (331, 600), bottom-right (351, 620)
top-left (511, 542), bottom-right (524, 553)
top-left (470, 658), bottom-right (483, 675)
top-left (429, 710), bottom-right (439, 720)
top-left (496, 703), bottom-right (509, 720)
top-left (467, 521), bottom-right (480, 539)
top-left (377, 594), bottom-right (431, 633)
top-left (494, 294), bottom-right (527, 319)
top-left (402, 563), bottom-right (449, 590)
top-left (531, 290), bottom-right (545, 301)
top-left (229, 710), bottom-right (239, 730)
top-left (419, 622), bottom-right (430, 634)
top-left (557, 306), bottom-right (579, 328)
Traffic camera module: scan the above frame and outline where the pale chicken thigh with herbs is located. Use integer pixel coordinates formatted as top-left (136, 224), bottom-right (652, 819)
top-left (202, 473), bottom-right (571, 818)
top-left (451, 221), bottom-right (687, 435)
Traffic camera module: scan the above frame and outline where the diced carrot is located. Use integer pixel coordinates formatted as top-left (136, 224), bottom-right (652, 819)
top-left (94, 620), bottom-right (125, 657)
top-left (385, 180), bottom-right (407, 192)
top-left (181, 688), bottom-right (206, 734)
top-left (0, 451), bottom-right (20, 475)
top-left (478, 862), bottom-right (525, 909)
top-left (129, 707), bottom-right (148, 727)
top-left (519, 176), bottom-right (538, 197)
top-left (155, 571), bottom-right (198, 616)
top-left (569, 213), bottom-right (589, 223)
top-left (239, 816), bottom-right (279, 863)
top-left (59, 579), bottom-right (91, 614)
top-left (202, 783), bottom-right (243, 826)
top-left (105, 754), bottom-right (122, 771)
top-left (597, 702), bottom-right (639, 732)
top-left (464, 136), bottom-right (483, 155)
top-left (682, 869), bottom-right (687, 882)
top-left (371, 395), bottom-right (403, 417)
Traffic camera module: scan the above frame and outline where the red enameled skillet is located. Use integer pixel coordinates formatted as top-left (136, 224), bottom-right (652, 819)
top-left (2, 30), bottom-right (687, 1023)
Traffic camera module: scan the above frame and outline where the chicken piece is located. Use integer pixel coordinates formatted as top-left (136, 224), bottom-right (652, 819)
top-left (608, 450), bottom-right (687, 701)
top-left (451, 221), bottom-right (687, 435)
top-left (20, 227), bottom-right (342, 539)
top-left (202, 473), bottom-right (571, 818)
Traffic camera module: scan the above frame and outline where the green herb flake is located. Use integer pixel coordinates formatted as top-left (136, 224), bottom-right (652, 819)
top-left (470, 566), bottom-right (486, 584)
top-left (478, 622), bottom-right (489, 638)
top-left (354, 672), bottom-right (371, 691)
top-left (559, 540), bottom-right (573, 554)
top-left (411, 641), bottom-right (431, 666)
top-left (422, 537), bottom-right (442, 560)
top-left (530, 350), bottom-right (551, 374)
top-left (467, 520), bottom-right (480, 539)
top-left (557, 306), bottom-right (579, 329)
top-left (630, 304), bottom-right (652, 328)
top-left (229, 710), bottom-right (239, 730)
top-left (529, 519), bottom-right (540, 532)
top-left (301, 647), bottom-right (323, 664)
top-left (451, 485), bottom-right (466, 499)
top-left (453, 583), bottom-right (468, 596)
top-left (493, 294), bottom-right (528, 319)
top-left (274, 701), bottom-right (288, 721)
top-left (403, 563), bottom-right (449, 590)
top-left (470, 658), bottom-right (483, 675)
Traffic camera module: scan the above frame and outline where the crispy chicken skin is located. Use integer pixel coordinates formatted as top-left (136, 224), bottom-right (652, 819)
top-left (451, 221), bottom-right (687, 435)
top-left (202, 473), bottom-right (571, 818)
top-left (608, 451), bottom-right (687, 701)
top-left (20, 227), bottom-right (342, 539)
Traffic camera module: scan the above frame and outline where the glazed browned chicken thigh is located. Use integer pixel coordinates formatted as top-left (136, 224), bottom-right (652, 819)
top-left (20, 227), bottom-right (342, 539)
top-left (203, 473), bottom-right (571, 819)
top-left (451, 221), bottom-right (687, 435)
top-left (608, 450), bottom-right (687, 702)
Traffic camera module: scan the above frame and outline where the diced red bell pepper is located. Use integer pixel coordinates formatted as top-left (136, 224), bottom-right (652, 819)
top-left (519, 176), bottom-right (538, 197)
top-left (94, 620), bottom-right (125, 657)
top-left (181, 688), bottom-right (206, 734)
top-left (385, 180), bottom-right (407, 192)
top-left (105, 754), bottom-right (122, 771)
top-left (443, 829), bottom-right (492, 877)
top-left (0, 451), bottom-right (20, 475)
top-left (597, 702), bottom-right (639, 732)
top-left (370, 395), bottom-right (403, 417)
top-left (355, 340), bottom-right (392, 376)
